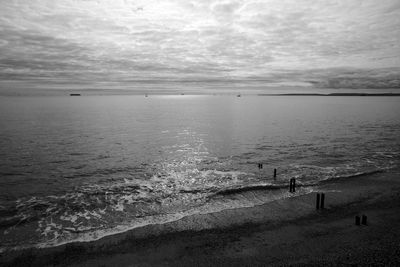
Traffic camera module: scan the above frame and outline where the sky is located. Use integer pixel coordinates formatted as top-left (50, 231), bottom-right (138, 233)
top-left (0, 0), bottom-right (399, 93)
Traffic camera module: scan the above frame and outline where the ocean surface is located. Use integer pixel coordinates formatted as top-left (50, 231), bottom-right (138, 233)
top-left (0, 95), bottom-right (399, 251)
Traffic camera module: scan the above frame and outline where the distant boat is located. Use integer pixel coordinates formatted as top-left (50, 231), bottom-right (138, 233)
top-left (70, 94), bottom-right (81, 96)
top-left (181, 93), bottom-right (185, 95)
top-left (237, 94), bottom-right (241, 97)
top-left (145, 94), bottom-right (148, 97)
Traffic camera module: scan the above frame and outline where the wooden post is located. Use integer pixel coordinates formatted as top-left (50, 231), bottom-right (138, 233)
top-left (293, 178), bottom-right (295, 192)
top-left (320, 193), bottom-right (325, 209)
top-left (355, 216), bottom-right (360, 225)
top-left (362, 215), bottom-right (367, 225)
top-left (289, 178), bottom-right (296, 193)
top-left (274, 168), bottom-right (277, 178)
top-left (316, 193), bottom-right (320, 210)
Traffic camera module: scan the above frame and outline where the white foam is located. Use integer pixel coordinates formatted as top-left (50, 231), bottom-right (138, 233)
top-left (24, 186), bottom-right (315, 251)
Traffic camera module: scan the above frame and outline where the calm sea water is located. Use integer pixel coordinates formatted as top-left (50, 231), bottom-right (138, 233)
top-left (1, 95), bottom-right (400, 250)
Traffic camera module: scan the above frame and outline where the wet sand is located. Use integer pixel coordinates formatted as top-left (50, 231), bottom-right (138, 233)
top-left (2, 168), bottom-right (400, 266)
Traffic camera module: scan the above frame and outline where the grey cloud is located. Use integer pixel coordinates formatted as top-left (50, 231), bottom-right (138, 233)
top-left (0, 0), bottom-right (399, 91)
top-left (307, 68), bottom-right (400, 89)
top-left (0, 29), bottom-right (94, 85)
top-left (212, 0), bottom-right (241, 22)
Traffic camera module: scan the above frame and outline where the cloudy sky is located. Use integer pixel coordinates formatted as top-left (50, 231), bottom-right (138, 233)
top-left (0, 0), bottom-right (399, 92)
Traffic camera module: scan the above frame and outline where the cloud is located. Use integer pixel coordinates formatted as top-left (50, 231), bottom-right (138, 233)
top-left (0, 0), bottom-right (399, 91)
top-left (307, 68), bottom-right (400, 89)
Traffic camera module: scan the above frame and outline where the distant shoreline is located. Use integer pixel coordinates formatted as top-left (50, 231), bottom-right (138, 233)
top-left (2, 93), bottom-right (400, 97)
top-left (1, 87), bottom-right (400, 97)
top-left (259, 93), bottom-right (400, 96)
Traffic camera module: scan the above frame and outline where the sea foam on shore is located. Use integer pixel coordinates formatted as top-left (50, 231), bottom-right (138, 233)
top-left (2, 167), bottom-right (400, 266)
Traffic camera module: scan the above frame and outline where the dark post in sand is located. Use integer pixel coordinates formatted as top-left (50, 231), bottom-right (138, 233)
top-left (289, 178), bottom-right (296, 192)
top-left (321, 193), bottom-right (325, 209)
top-left (355, 215), bottom-right (361, 225)
top-left (316, 193), bottom-right (325, 209)
top-left (292, 178), bottom-right (295, 192)
top-left (362, 215), bottom-right (367, 225)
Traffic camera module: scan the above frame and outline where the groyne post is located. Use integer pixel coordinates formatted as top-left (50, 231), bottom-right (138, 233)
top-left (355, 215), bottom-right (361, 225)
top-left (292, 178), bottom-right (296, 192)
top-left (316, 193), bottom-right (325, 210)
top-left (274, 168), bottom-right (277, 178)
top-left (289, 178), bottom-right (296, 193)
top-left (362, 215), bottom-right (367, 225)
top-left (320, 193), bottom-right (325, 209)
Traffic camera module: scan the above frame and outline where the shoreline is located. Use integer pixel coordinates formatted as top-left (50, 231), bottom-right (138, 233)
top-left (2, 91), bottom-right (400, 97)
top-left (0, 168), bottom-right (384, 253)
top-left (2, 168), bottom-right (400, 266)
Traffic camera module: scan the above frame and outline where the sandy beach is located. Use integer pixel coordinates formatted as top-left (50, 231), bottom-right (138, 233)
top-left (1, 168), bottom-right (400, 266)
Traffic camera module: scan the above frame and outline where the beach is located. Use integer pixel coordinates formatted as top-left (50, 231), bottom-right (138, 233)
top-left (2, 167), bottom-right (400, 266)
top-left (1, 0), bottom-right (400, 264)
top-left (1, 0), bottom-right (400, 265)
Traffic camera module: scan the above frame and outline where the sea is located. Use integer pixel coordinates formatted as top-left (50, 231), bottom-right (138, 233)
top-left (0, 94), bottom-right (399, 252)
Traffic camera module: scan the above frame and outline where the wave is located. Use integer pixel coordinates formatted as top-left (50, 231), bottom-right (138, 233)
top-left (0, 172), bottom-right (25, 176)
top-left (318, 168), bottom-right (386, 183)
top-left (213, 168), bottom-right (388, 197)
top-left (62, 165), bottom-right (147, 179)
top-left (215, 183), bottom-right (286, 196)
top-left (0, 162), bottom-right (395, 253)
